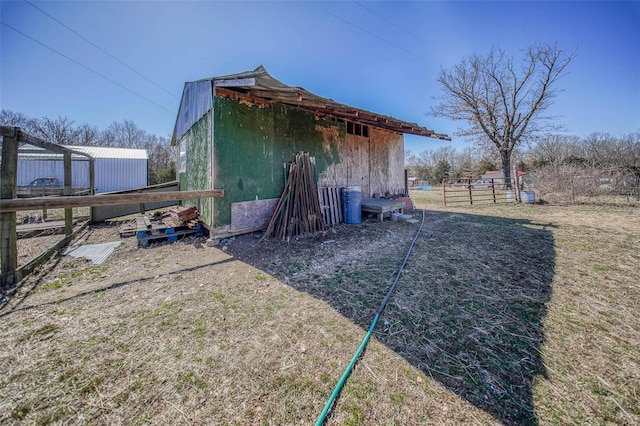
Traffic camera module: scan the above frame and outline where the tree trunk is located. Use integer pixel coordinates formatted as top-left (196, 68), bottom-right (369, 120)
top-left (501, 150), bottom-right (512, 189)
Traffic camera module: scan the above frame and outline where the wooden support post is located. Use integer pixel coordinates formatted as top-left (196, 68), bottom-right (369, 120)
top-left (138, 189), bottom-right (145, 214)
top-left (404, 169), bottom-right (409, 196)
top-left (1, 133), bottom-right (18, 290)
top-left (63, 152), bottom-right (73, 235)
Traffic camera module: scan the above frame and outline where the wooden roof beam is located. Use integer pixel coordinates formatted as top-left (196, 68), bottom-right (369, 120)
top-left (1, 127), bottom-right (93, 160)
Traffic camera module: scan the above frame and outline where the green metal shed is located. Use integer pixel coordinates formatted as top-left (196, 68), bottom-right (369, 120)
top-left (171, 66), bottom-right (448, 237)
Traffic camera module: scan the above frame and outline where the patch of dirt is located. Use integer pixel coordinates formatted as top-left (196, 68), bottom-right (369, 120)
top-left (227, 216), bottom-right (416, 278)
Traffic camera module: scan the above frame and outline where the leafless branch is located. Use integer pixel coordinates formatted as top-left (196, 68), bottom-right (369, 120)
top-left (431, 42), bottom-right (576, 181)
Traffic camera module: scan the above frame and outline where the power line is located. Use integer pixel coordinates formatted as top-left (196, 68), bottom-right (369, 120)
top-left (353, 1), bottom-right (425, 42)
top-left (1, 21), bottom-right (175, 115)
top-left (325, 11), bottom-right (417, 58)
top-left (24, 0), bottom-right (180, 100)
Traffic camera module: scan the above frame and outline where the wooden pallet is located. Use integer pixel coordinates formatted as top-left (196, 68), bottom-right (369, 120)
top-left (119, 221), bottom-right (138, 237)
top-left (318, 187), bottom-right (342, 226)
top-left (136, 220), bottom-right (203, 247)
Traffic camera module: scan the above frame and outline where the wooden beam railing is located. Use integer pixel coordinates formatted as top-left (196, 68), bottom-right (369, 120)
top-left (0, 189), bottom-right (224, 290)
top-left (0, 189), bottom-right (225, 212)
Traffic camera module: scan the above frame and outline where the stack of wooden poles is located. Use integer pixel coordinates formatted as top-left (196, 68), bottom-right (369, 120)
top-left (263, 151), bottom-right (325, 240)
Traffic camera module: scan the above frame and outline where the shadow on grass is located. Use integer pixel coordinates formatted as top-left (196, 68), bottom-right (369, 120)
top-left (231, 210), bottom-right (555, 425)
top-left (381, 211), bottom-right (556, 425)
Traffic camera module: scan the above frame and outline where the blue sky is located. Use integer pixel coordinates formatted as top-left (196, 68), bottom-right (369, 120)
top-left (1, 1), bottom-right (639, 154)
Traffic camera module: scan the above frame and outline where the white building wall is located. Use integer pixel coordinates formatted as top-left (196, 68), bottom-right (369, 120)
top-left (17, 159), bottom-right (90, 188)
top-left (94, 158), bottom-right (147, 193)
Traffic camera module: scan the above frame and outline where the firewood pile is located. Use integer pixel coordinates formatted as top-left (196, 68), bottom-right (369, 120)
top-left (161, 206), bottom-right (200, 228)
top-left (263, 151), bottom-right (325, 240)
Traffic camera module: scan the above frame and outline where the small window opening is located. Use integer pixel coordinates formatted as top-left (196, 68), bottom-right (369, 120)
top-left (347, 121), bottom-right (354, 134)
top-left (345, 120), bottom-right (369, 137)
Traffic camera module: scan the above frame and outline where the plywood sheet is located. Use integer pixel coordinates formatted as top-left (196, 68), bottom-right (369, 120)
top-left (231, 198), bottom-right (278, 230)
top-left (368, 127), bottom-right (404, 196)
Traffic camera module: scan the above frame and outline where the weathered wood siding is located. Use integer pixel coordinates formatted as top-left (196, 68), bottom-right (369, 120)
top-left (317, 126), bottom-right (404, 197)
top-left (368, 127), bottom-right (405, 196)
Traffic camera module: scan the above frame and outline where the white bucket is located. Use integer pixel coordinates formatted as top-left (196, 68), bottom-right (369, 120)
top-left (522, 191), bottom-right (535, 204)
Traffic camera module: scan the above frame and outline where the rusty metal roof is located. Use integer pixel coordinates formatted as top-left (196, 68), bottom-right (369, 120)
top-left (172, 66), bottom-right (450, 144)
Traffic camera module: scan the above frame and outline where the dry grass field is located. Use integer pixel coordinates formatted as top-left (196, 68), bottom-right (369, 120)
top-left (1, 189), bottom-right (638, 425)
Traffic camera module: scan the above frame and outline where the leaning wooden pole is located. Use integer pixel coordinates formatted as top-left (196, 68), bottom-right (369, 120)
top-left (0, 134), bottom-right (18, 291)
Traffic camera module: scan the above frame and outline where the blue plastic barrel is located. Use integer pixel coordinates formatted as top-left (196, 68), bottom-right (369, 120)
top-left (342, 186), bottom-right (362, 224)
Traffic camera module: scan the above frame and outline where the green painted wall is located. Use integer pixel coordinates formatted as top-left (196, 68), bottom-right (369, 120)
top-left (177, 111), bottom-right (213, 225)
top-left (212, 96), bottom-right (341, 227)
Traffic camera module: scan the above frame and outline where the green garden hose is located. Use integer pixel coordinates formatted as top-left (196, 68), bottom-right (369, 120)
top-left (315, 208), bottom-right (426, 425)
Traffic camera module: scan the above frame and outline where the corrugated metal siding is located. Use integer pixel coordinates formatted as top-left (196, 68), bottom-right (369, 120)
top-left (63, 241), bottom-right (121, 265)
top-left (173, 80), bottom-right (214, 144)
top-left (17, 159), bottom-right (91, 187)
top-left (94, 158), bottom-right (147, 193)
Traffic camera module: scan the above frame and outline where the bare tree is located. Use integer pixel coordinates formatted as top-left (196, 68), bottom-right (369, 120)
top-left (530, 134), bottom-right (582, 168)
top-left (31, 115), bottom-right (82, 145)
top-left (0, 109), bottom-right (36, 131)
top-left (101, 119), bottom-right (147, 148)
top-left (76, 123), bottom-right (101, 146)
top-left (432, 43), bottom-right (576, 186)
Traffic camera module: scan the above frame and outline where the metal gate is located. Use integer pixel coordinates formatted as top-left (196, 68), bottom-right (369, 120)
top-left (442, 177), bottom-right (518, 206)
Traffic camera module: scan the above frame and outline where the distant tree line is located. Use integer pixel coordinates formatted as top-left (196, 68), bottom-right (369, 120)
top-left (526, 132), bottom-right (640, 202)
top-left (406, 131), bottom-right (640, 202)
top-left (1, 109), bottom-right (175, 185)
top-left (406, 145), bottom-right (501, 184)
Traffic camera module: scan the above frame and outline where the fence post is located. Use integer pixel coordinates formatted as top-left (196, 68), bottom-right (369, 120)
top-left (513, 168), bottom-right (521, 202)
top-left (63, 152), bottom-right (73, 235)
top-left (491, 179), bottom-right (497, 203)
top-left (442, 180), bottom-right (447, 206)
top-left (1, 131), bottom-right (19, 290)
